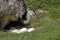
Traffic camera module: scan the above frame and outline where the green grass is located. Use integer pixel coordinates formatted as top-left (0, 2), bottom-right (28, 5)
top-left (0, 0), bottom-right (60, 40)
top-left (0, 20), bottom-right (60, 40)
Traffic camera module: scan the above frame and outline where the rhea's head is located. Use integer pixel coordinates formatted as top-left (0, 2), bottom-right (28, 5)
top-left (27, 10), bottom-right (36, 18)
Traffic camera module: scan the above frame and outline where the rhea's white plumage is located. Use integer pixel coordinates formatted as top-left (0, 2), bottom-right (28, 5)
top-left (18, 28), bottom-right (27, 33)
top-left (27, 28), bottom-right (35, 32)
top-left (9, 27), bottom-right (35, 33)
top-left (9, 28), bottom-right (27, 33)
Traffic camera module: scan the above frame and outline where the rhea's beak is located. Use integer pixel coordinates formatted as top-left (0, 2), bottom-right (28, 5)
top-left (31, 12), bottom-right (37, 19)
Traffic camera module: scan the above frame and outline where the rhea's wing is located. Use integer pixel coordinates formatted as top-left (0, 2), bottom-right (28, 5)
top-left (17, 0), bottom-right (27, 18)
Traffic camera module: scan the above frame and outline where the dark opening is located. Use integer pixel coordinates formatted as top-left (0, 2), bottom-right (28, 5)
top-left (3, 21), bottom-right (25, 30)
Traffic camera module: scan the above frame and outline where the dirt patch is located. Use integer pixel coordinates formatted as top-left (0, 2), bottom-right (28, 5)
top-left (35, 8), bottom-right (48, 13)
